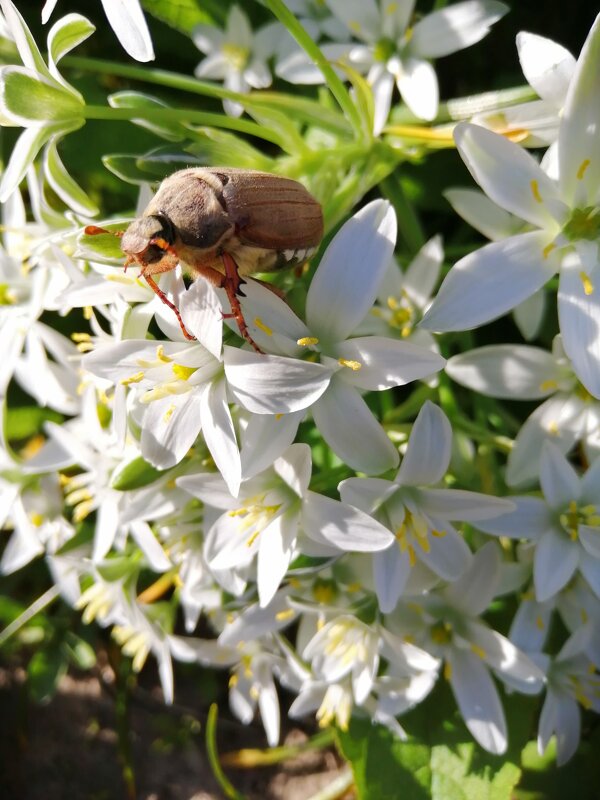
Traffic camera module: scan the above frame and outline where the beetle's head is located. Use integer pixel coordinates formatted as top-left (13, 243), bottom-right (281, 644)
top-left (121, 213), bottom-right (176, 265)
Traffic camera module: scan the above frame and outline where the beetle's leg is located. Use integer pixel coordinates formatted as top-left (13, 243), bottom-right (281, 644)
top-left (143, 274), bottom-right (196, 341)
top-left (221, 252), bottom-right (263, 354)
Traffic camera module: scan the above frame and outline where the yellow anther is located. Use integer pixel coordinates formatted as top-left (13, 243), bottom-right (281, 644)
top-left (443, 661), bottom-right (452, 680)
top-left (404, 26), bottom-right (413, 42)
top-left (228, 673), bottom-right (238, 688)
top-left (275, 413), bottom-right (283, 420)
top-left (548, 421), bottom-right (559, 435)
top-left (471, 643), bottom-right (486, 659)
top-left (83, 305), bottom-right (93, 320)
top-left (71, 331), bottom-right (91, 343)
top-left (431, 529), bottom-right (447, 538)
top-left (172, 363), bottom-right (196, 381)
top-left (543, 242), bottom-right (556, 259)
top-left (163, 404), bottom-right (176, 423)
top-left (346, 582), bottom-right (362, 593)
top-left (313, 583), bottom-right (335, 604)
top-left (577, 159), bottom-right (591, 180)
top-left (407, 543), bottom-right (416, 567)
top-left (156, 345), bottom-right (172, 363)
top-left (387, 295), bottom-right (399, 310)
top-left (275, 609), bottom-right (295, 622)
top-left (120, 371), bottom-right (145, 386)
top-left (297, 336), bottom-right (319, 346)
top-left (386, 2), bottom-right (398, 14)
top-left (530, 179), bottom-right (543, 203)
top-left (29, 512), bottom-right (44, 527)
top-left (348, 20), bottom-right (361, 33)
top-left (536, 615), bottom-right (545, 630)
top-left (338, 358), bottom-right (362, 371)
top-left (539, 379), bottom-right (558, 392)
top-left (580, 271), bottom-right (594, 295)
top-left (254, 317), bottom-right (273, 336)
top-left (73, 499), bottom-right (94, 523)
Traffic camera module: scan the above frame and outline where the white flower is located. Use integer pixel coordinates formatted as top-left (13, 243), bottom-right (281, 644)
top-left (223, 200), bottom-right (445, 474)
top-left (41, 0), bottom-right (154, 62)
top-left (193, 5), bottom-right (283, 117)
top-left (536, 624), bottom-right (600, 765)
top-left (387, 543), bottom-right (545, 754)
top-left (474, 32), bottom-right (576, 147)
top-left (422, 14), bottom-right (600, 397)
top-left (277, 0), bottom-right (507, 133)
top-left (339, 402), bottom-right (513, 612)
top-left (446, 336), bottom-right (600, 486)
top-left (178, 443), bottom-right (394, 608)
top-left (475, 441), bottom-right (600, 602)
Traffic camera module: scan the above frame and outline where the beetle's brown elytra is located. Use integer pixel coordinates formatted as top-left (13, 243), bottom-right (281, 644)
top-left (86, 168), bottom-right (324, 352)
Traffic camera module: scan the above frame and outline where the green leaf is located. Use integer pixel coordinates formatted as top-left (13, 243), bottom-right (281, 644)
top-left (186, 130), bottom-right (274, 171)
top-left (6, 405), bottom-right (63, 440)
top-left (0, 66), bottom-right (83, 124)
top-left (1, 0), bottom-right (55, 84)
top-left (77, 220), bottom-right (130, 264)
top-left (337, 717), bottom-right (431, 800)
top-left (109, 91), bottom-right (187, 141)
top-left (27, 647), bottom-right (68, 703)
top-left (63, 632), bottom-right (96, 670)
top-left (430, 744), bottom-right (521, 800)
top-left (111, 455), bottom-right (164, 490)
top-left (47, 13), bottom-right (96, 67)
top-left (246, 106), bottom-right (308, 157)
top-left (44, 139), bottom-right (99, 216)
top-left (141, 0), bottom-right (223, 34)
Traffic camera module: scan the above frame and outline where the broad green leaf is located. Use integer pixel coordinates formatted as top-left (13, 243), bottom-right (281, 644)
top-left (111, 455), bottom-right (164, 490)
top-left (186, 129), bottom-right (274, 171)
top-left (44, 140), bottom-right (99, 216)
top-left (141, 0), bottom-right (224, 33)
top-left (109, 91), bottom-right (187, 141)
top-left (0, 67), bottom-right (83, 124)
top-left (27, 647), bottom-right (68, 703)
top-left (430, 744), bottom-right (521, 800)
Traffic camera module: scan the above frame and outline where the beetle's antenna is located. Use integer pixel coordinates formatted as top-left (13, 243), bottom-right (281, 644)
top-left (221, 252), bottom-right (263, 354)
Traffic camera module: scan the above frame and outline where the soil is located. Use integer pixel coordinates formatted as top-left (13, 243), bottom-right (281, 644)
top-left (0, 661), bottom-right (349, 800)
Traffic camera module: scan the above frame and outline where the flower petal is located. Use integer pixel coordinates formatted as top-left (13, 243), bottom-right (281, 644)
top-left (444, 188), bottom-right (521, 241)
top-left (99, 0), bottom-right (154, 62)
top-left (327, 0), bottom-right (381, 42)
top-left (306, 199), bottom-right (397, 342)
top-left (336, 336), bottom-right (445, 391)
top-left (443, 541), bottom-right (500, 615)
top-left (312, 378), bottom-right (399, 474)
top-left (465, 621), bottom-right (544, 692)
top-left (141, 393), bottom-right (203, 469)
top-left (512, 289), bottom-right (547, 341)
top-left (257, 511), bottom-right (298, 607)
top-left (224, 346), bottom-right (332, 414)
top-left (539, 440), bottom-right (580, 509)
top-left (453, 122), bottom-right (562, 228)
top-left (302, 491), bottom-right (394, 551)
top-left (418, 488), bottom-right (514, 521)
top-left (373, 546), bottom-right (411, 613)
top-left (473, 497), bottom-right (552, 540)
top-left (410, 1), bottom-right (508, 58)
top-left (396, 401), bottom-right (451, 486)
top-left (420, 232), bottom-right (558, 332)
top-left (534, 529), bottom-right (579, 602)
top-left (396, 57), bottom-right (438, 121)
top-left (201, 376), bottom-right (241, 497)
top-left (517, 32), bottom-right (575, 106)
top-left (240, 411), bottom-right (304, 480)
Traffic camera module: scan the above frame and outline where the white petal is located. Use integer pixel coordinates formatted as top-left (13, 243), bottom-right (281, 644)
top-left (327, 0), bottom-right (381, 42)
top-left (517, 32), bottom-right (575, 106)
top-left (443, 541), bottom-right (500, 615)
top-left (446, 344), bottom-right (562, 400)
top-left (558, 13), bottom-right (600, 204)
top-left (453, 122), bottom-right (562, 229)
top-left (509, 596), bottom-right (552, 654)
top-left (473, 497), bottom-right (552, 540)
top-left (176, 472), bottom-right (236, 509)
top-left (338, 477), bottom-right (399, 515)
top-left (257, 669), bottom-right (281, 748)
top-left (396, 57), bottom-right (438, 121)
top-left (337, 336), bottom-right (444, 391)
top-left (93, 497), bottom-right (120, 561)
top-left (373, 546), bottom-right (410, 613)
top-left (579, 525), bottom-right (600, 559)
top-left (201, 377), bottom-right (241, 497)
top-left (306, 200), bottom-right (397, 342)
top-left (448, 648), bottom-right (507, 755)
top-left (410, 1), bottom-right (507, 58)
top-left (41, 0), bottom-right (59, 24)
top-left (141, 393), bottom-right (203, 469)
top-left (302, 491), bottom-right (394, 551)
top-left (396, 401), bottom-right (451, 486)
top-left (179, 280), bottom-right (223, 359)
top-left (418, 523), bottom-right (472, 581)
top-left (274, 443), bottom-right (312, 498)
top-left (539, 440), bottom-right (580, 509)
top-left (418, 488), bottom-right (514, 521)
top-left (276, 43), bottom-right (357, 85)
top-left (513, 289), bottom-right (547, 341)
top-left (402, 235), bottom-right (444, 307)
top-left (465, 621), bottom-right (544, 692)
top-left (99, 0), bottom-right (154, 62)
top-left (534, 529), bottom-right (579, 602)
top-left (558, 252), bottom-right (600, 398)
top-left (312, 379), bottom-right (399, 474)
top-left (224, 347), bottom-right (332, 414)
top-left (420, 232), bottom-right (558, 332)
top-left (370, 65), bottom-right (394, 135)
top-left (506, 394), bottom-right (583, 487)
top-left (444, 188), bottom-right (521, 241)
top-left (539, 691), bottom-right (581, 766)
top-left (129, 519), bottom-right (171, 572)
top-left (0, 126), bottom-right (55, 203)
top-left (240, 411), bottom-right (304, 480)
top-left (257, 512), bottom-right (297, 607)
top-left (579, 557), bottom-right (600, 597)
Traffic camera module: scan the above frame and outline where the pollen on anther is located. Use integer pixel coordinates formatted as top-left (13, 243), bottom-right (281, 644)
top-left (297, 336), bottom-right (319, 347)
top-left (543, 242), bottom-right (556, 259)
top-left (539, 379), bottom-right (558, 392)
top-left (338, 358), bottom-right (362, 371)
top-left (120, 371), bottom-right (145, 386)
top-left (530, 180), bottom-right (543, 203)
top-left (580, 271), bottom-right (594, 295)
top-left (577, 159), bottom-right (591, 180)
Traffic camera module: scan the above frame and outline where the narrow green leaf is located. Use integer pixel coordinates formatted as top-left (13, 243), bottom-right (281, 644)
top-left (109, 91), bottom-right (187, 141)
top-left (111, 455), bottom-right (164, 490)
top-left (47, 13), bottom-right (96, 68)
top-left (44, 140), bottom-right (99, 216)
top-left (246, 106), bottom-right (308, 157)
top-left (186, 130), bottom-right (274, 171)
top-left (64, 633), bottom-right (97, 670)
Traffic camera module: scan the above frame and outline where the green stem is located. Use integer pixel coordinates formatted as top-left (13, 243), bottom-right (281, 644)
top-left (206, 704), bottom-right (247, 800)
top-left (82, 104), bottom-right (285, 146)
top-left (0, 585), bottom-right (60, 647)
top-left (261, 0), bottom-right (363, 136)
top-left (221, 729), bottom-right (335, 767)
top-left (114, 650), bottom-right (136, 800)
top-left (380, 174), bottom-right (426, 252)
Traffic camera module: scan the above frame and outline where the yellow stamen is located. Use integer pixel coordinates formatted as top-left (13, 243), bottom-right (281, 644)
top-left (76, 342), bottom-right (94, 353)
top-left (156, 345), bottom-right (171, 363)
top-left (338, 358), bottom-right (362, 371)
top-left (539, 379), bottom-right (558, 392)
top-left (548, 421), bottom-right (559, 435)
top-left (275, 609), bottom-right (295, 622)
top-left (120, 371), bottom-right (145, 386)
top-left (297, 336), bottom-right (319, 347)
top-left (471, 643), bottom-right (486, 659)
top-left (83, 305), bottom-right (93, 320)
top-left (580, 271), bottom-right (594, 295)
top-left (172, 363), bottom-right (196, 380)
top-left (163, 404), bottom-right (176, 423)
top-left (29, 512), bottom-right (44, 527)
top-left (542, 242), bottom-right (556, 259)
top-left (71, 332), bottom-right (91, 343)
top-left (536, 615), bottom-right (545, 630)
top-left (530, 180), bottom-right (543, 203)
top-left (254, 317), bottom-right (273, 336)
top-left (577, 159), bottom-right (591, 180)
top-left (443, 661), bottom-right (452, 680)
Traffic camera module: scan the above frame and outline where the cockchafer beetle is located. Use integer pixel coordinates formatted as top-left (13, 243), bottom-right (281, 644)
top-left (85, 168), bottom-right (324, 352)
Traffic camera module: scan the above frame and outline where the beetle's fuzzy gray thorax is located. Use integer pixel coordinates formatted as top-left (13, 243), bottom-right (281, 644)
top-left (121, 216), bottom-right (165, 256)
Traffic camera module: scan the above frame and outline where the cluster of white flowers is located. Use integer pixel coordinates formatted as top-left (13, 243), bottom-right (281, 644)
top-left (1, 0), bottom-right (600, 774)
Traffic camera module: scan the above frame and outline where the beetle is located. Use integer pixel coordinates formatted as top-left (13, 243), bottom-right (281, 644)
top-left (85, 168), bottom-right (324, 351)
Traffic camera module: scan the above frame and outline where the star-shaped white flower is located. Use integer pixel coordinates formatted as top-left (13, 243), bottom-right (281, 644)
top-left (422, 14), bottom-right (600, 398)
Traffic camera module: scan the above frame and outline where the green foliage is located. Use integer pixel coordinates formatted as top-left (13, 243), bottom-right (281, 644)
top-left (142, 0), bottom-right (224, 33)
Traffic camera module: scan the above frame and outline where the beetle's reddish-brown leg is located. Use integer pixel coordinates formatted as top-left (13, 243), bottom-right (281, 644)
top-left (220, 252), bottom-right (263, 354)
top-left (144, 274), bottom-right (196, 341)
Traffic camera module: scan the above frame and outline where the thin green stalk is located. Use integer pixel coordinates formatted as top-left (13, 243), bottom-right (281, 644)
top-left (82, 104), bottom-right (285, 147)
top-left (206, 704), bottom-right (247, 800)
top-left (114, 651), bottom-right (136, 800)
top-left (261, 0), bottom-right (363, 136)
top-left (221, 729), bottom-right (335, 767)
top-left (0, 585), bottom-right (60, 647)
top-left (380, 174), bottom-right (426, 252)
